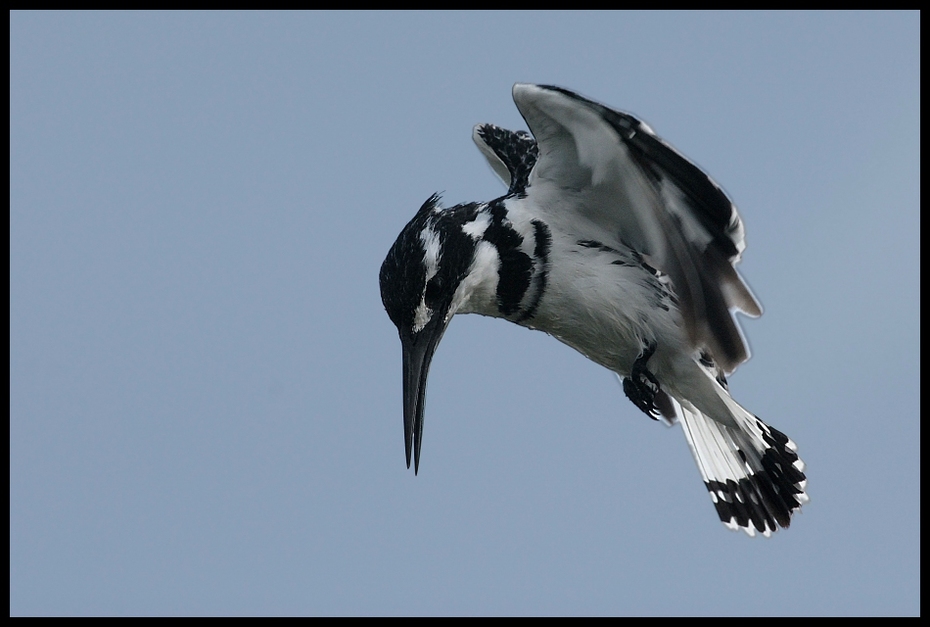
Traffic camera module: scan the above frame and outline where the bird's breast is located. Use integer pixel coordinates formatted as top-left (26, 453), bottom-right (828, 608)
top-left (521, 234), bottom-right (685, 377)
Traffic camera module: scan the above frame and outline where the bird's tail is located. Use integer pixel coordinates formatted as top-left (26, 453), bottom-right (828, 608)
top-left (676, 390), bottom-right (809, 537)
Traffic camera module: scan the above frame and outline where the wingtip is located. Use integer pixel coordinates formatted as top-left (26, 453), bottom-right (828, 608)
top-left (511, 82), bottom-right (540, 101)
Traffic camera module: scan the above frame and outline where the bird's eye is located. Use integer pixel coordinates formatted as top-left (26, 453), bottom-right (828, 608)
top-left (424, 275), bottom-right (444, 308)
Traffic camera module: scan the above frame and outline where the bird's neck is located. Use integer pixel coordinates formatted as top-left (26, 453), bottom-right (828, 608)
top-left (452, 198), bottom-right (551, 325)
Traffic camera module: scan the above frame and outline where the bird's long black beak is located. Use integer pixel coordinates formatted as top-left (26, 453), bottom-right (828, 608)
top-left (401, 315), bottom-right (449, 474)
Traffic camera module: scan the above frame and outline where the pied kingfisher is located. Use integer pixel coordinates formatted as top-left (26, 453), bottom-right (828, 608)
top-left (379, 84), bottom-right (808, 536)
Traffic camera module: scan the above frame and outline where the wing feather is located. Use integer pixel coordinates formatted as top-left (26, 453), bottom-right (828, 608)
top-left (512, 83), bottom-right (761, 372)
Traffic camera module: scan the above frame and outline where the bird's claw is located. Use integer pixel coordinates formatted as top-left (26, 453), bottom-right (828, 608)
top-left (623, 340), bottom-right (663, 419)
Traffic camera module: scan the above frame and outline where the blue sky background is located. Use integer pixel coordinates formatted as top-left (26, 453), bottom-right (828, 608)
top-left (11, 12), bottom-right (919, 616)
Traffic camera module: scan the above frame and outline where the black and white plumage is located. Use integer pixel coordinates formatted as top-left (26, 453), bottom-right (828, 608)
top-left (380, 84), bottom-right (808, 536)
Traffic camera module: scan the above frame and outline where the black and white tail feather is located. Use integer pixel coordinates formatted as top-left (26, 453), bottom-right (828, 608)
top-left (380, 84), bottom-right (808, 537)
top-left (676, 377), bottom-right (808, 537)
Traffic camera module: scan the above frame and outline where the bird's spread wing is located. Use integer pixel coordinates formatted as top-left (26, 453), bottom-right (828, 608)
top-left (512, 83), bottom-right (761, 373)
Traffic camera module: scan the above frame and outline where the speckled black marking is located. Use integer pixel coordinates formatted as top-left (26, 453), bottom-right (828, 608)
top-left (640, 259), bottom-right (660, 276)
top-left (577, 238), bottom-right (673, 313)
top-left (635, 264), bottom-right (673, 313)
top-left (706, 418), bottom-right (807, 533)
top-left (483, 201), bottom-right (532, 317)
top-left (515, 219), bottom-right (551, 323)
top-left (706, 477), bottom-right (776, 534)
top-left (699, 349), bottom-right (729, 390)
top-left (427, 205), bottom-right (481, 318)
top-left (698, 351), bottom-right (715, 369)
top-left (380, 195), bottom-right (440, 330)
top-left (577, 239), bottom-right (618, 254)
top-left (758, 422), bottom-right (805, 483)
top-left (475, 124), bottom-right (538, 196)
top-left (380, 195), bottom-right (481, 332)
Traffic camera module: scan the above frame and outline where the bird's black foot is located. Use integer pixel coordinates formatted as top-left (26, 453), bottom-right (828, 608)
top-left (623, 340), bottom-right (673, 420)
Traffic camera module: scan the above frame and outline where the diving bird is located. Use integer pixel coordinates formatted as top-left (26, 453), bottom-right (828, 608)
top-left (379, 84), bottom-right (808, 536)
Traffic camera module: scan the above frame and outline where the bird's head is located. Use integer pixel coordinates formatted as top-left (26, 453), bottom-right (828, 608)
top-left (379, 194), bottom-right (484, 473)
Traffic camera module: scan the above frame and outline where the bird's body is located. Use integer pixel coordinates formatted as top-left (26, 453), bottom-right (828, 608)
top-left (380, 84), bottom-right (808, 536)
top-left (455, 197), bottom-right (677, 382)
